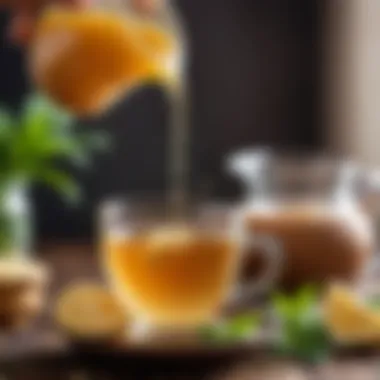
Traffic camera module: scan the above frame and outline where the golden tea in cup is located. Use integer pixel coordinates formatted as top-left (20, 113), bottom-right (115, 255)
top-left (104, 227), bottom-right (236, 325)
top-left (100, 200), bottom-right (282, 328)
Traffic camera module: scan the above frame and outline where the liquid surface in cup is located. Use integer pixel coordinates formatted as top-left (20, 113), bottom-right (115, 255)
top-left (245, 202), bottom-right (373, 288)
top-left (103, 227), bottom-right (237, 325)
top-left (30, 9), bottom-right (179, 115)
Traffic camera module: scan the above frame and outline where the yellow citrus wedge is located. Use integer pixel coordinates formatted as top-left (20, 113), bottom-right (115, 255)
top-left (55, 282), bottom-right (127, 340)
top-left (324, 284), bottom-right (380, 344)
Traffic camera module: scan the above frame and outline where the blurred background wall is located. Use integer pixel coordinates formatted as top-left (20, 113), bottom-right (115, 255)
top-left (0, 0), bottom-right (327, 240)
top-left (325, 0), bottom-right (380, 167)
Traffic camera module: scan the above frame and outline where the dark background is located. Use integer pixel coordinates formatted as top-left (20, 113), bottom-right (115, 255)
top-left (0, 0), bottom-right (325, 240)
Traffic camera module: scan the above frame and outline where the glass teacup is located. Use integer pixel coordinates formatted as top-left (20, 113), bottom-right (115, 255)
top-left (99, 198), bottom-right (282, 340)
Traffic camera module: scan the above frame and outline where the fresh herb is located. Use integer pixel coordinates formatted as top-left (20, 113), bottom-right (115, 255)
top-left (199, 286), bottom-right (333, 363)
top-left (272, 286), bottom-right (332, 364)
top-left (367, 296), bottom-right (380, 310)
top-left (199, 312), bottom-right (261, 344)
top-left (0, 94), bottom-right (109, 203)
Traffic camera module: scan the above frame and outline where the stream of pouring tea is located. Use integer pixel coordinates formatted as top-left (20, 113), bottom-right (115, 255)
top-left (163, 7), bottom-right (190, 219)
top-left (167, 84), bottom-right (190, 218)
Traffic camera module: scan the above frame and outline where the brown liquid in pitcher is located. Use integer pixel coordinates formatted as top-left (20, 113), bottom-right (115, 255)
top-left (245, 203), bottom-right (373, 288)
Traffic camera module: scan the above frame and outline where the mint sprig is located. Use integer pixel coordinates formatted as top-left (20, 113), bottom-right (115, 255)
top-left (199, 312), bottom-right (261, 344)
top-left (199, 286), bottom-right (332, 363)
top-left (0, 94), bottom-right (110, 203)
top-left (367, 296), bottom-right (380, 309)
top-left (273, 286), bottom-right (332, 363)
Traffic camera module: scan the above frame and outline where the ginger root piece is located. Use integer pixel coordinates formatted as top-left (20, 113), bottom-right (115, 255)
top-left (55, 282), bottom-right (127, 341)
top-left (0, 260), bottom-right (48, 330)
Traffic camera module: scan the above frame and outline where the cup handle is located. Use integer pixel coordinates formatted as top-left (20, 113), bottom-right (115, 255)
top-left (235, 234), bottom-right (283, 302)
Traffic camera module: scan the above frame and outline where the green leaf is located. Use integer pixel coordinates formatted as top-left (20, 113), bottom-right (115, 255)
top-left (37, 169), bottom-right (81, 204)
top-left (227, 312), bottom-right (261, 337)
top-left (0, 108), bottom-right (14, 174)
top-left (273, 285), bottom-right (318, 319)
top-left (22, 94), bottom-right (73, 132)
top-left (199, 312), bottom-right (261, 344)
top-left (277, 316), bottom-right (331, 364)
top-left (0, 92), bottom-right (110, 202)
top-left (272, 286), bottom-right (331, 364)
top-left (273, 292), bottom-right (292, 317)
top-left (0, 108), bottom-right (13, 136)
top-left (367, 296), bottom-right (380, 310)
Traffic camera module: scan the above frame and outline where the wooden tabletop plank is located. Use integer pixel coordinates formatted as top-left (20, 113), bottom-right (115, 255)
top-left (0, 244), bottom-right (379, 379)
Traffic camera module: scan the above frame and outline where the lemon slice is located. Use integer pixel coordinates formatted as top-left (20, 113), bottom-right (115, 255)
top-left (147, 225), bottom-right (195, 256)
top-left (55, 282), bottom-right (126, 340)
top-left (324, 283), bottom-right (380, 344)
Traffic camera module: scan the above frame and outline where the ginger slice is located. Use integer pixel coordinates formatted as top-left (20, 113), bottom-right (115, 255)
top-left (55, 282), bottom-right (127, 340)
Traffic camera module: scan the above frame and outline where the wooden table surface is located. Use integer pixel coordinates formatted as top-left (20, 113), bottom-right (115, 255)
top-left (0, 244), bottom-right (379, 380)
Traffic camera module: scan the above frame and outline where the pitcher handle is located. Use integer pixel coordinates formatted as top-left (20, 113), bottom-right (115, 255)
top-left (234, 233), bottom-right (283, 302)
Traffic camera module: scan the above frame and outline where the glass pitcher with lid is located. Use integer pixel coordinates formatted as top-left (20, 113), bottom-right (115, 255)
top-left (226, 147), bottom-right (378, 289)
top-left (28, 0), bottom-right (185, 116)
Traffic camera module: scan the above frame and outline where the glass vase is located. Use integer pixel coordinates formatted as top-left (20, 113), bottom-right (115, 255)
top-left (0, 182), bottom-right (32, 259)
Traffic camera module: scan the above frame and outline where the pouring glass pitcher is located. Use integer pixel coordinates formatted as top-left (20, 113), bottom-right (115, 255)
top-left (28, 0), bottom-right (185, 116)
top-left (226, 148), bottom-right (377, 289)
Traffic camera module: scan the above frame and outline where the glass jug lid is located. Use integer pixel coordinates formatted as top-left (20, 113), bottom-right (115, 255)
top-left (225, 147), bottom-right (375, 209)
